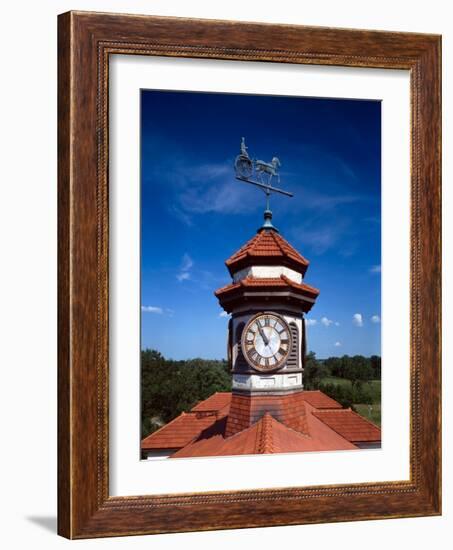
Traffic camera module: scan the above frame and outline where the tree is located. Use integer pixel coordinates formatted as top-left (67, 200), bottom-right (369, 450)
top-left (317, 382), bottom-right (354, 409)
top-left (303, 351), bottom-right (322, 389)
top-left (324, 356), bottom-right (342, 377)
top-left (339, 355), bottom-right (352, 378)
top-left (140, 349), bottom-right (232, 438)
top-left (370, 355), bottom-right (381, 379)
top-left (344, 355), bottom-right (374, 389)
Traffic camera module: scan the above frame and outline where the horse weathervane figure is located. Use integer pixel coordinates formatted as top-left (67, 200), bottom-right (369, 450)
top-left (234, 137), bottom-right (293, 232)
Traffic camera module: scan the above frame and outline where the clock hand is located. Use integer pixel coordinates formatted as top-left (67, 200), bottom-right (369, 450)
top-left (257, 324), bottom-right (269, 346)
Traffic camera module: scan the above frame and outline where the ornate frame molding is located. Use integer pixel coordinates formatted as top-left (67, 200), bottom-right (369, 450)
top-left (58, 11), bottom-right (441, 538)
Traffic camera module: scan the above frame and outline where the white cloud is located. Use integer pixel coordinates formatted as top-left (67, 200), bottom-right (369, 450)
top-left (321, 317), bottom-right (333, 327)
top-left (293, 226), bottom-right (340, 255)
top-left (219, 311), bottom-right (229, 318)
top-left (148, 154), bottom-right (251, 219)
top-left (352, 313), bottom-right (363, 327)
top-left (141, 306), bottom-right (174, 316)
top-left (176, 272), bottom-right (190, 282)
top-left (177, 161), bottom-right (257, 216)
top-left (181, 253), bottom-right (193, 271)
top-left (335, 322), bottom-right (340, 326)
top-left (290, 187), bottom-right (362, 212)
top-left (305, 319), bottom-right (317, 326)
top-left (177, 253), bottom-right (193, 282)
top-left (370, 265), bottom-right (381, 274)
top-left (334, 341), bottom-right (342, 347)
top-left (141, 306), bottom-right (163, 314)
top-left (169, 206), bottom-right (193, 227)
top-left (371, 315), bottom-right (381, 323)
top-left (291, 215), bottom-right (356, 256)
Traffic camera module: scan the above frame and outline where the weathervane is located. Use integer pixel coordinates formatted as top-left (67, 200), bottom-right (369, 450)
top-left (234, 137), bottom-right (293, 231)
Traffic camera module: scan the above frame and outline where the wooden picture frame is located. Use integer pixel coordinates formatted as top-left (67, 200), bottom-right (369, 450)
top-left (58, 10), bottom-right (441, 539)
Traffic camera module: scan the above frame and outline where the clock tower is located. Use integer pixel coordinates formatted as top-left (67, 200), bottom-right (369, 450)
top-left (215, 209), bottom-right (319, 436)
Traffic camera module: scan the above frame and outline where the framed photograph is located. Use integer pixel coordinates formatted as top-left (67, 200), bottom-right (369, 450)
top-left (58, 11), bottom-right (441, 538)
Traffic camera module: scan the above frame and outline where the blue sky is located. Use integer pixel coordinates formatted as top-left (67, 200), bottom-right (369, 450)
top-left (141, 90), bottom-right (381, 360)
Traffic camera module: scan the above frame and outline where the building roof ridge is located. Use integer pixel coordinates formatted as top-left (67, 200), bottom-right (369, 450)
top-left (256, 412), bottom-right (314, 446)
top-left (273, 231), bottom-right (309, 264)
top-left (269, 230), bottom-right (286, 256)
top-left (225, 233), bottom-right (261, 266)
top-left (255, 412), bottom-right (275, 453)
top-left (281, 274), bottom-right (320, 293)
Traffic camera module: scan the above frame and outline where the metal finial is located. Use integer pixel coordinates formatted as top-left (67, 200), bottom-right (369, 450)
top-left (260, 209), bottom-right (278, 232)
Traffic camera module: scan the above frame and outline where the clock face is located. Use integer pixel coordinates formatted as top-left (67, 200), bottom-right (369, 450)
top-left (241, 312), bottom-right (292, 372)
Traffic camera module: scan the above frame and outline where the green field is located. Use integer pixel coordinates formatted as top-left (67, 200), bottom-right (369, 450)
top-left (354, 403), bottom-right (381, 427)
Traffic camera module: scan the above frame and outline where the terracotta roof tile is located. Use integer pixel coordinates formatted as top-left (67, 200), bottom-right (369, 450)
top-left (172, 412), bottom-right (356, 459)
top-left (313, 409), bottom-right (381, 442)
top-left (215, 275), bottom-right (319, 300)
top-left (191, 392), bottom-right (231, 414)
top-left (300, 390), bottom-right (343, 409)
top-left (225, 230), bottom-right (310, 276)
top-left (141, 411), bottom-right (225, 451)
top-left (255, 413), bottom-right (275, 453)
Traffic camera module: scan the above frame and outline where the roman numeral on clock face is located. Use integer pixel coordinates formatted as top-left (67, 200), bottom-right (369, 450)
top-left (248, 350), bottom-right (259, 362)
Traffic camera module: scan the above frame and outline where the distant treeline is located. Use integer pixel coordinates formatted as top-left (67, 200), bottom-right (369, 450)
top-left (306, 353), bottom-right (381, 383)
top-left (141, 349), bottom-right (381, 438)
top-left (304, 352), bottom-right (381, 409)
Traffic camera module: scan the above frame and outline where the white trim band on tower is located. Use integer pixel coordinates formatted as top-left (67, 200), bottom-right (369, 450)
top-left (232, 372), bottom-right (303, 391)
top-left (232, 265), bottom-right (303, 283)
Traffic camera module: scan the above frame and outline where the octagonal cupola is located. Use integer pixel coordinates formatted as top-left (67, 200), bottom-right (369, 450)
top-left (216, 212), bottom-right (319, 316)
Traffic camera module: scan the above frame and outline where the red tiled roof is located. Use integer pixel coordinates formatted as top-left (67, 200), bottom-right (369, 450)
top-left (313, 409), bottom-right (381, 442)
top-left (141, 391), bottom-right (380, 456)
top-left (191, 392), bottom-right (231, 414)
top-left (300, 390), bottom-right (343, 409)
top-left (141, 411), bottom-right (225, 451)
top-left (172, 412), bottom-right (356, 459)
top-left (225, 230), bottom-right (310, 276)
top-left (215, 275), bottom-right (319, 300)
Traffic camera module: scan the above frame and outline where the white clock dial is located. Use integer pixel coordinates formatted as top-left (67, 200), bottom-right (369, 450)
top-left (241, 313), bottom-right (291, 372)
